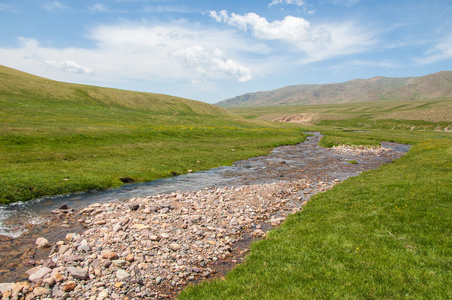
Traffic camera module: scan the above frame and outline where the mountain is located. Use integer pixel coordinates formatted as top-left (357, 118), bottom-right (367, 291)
top-left (217, 71), bottom-right (452, 108)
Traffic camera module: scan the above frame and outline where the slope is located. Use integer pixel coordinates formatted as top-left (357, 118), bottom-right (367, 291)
top-left (217, 71), bottom-right (452, 108)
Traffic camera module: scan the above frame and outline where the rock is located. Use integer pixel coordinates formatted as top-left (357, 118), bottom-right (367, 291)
top-left (125, 254), bottom-right (134, 262)
top-left (101, 250), bottom-right (118, 260)
top-left (102, 259), bottom-right (112, 268)
top-left (169, 243), bottom-right (181, 251)
top-left (33, 287), bottom-right (49, 296)
top-left (12, 282), bottom-right (30, 294)
top-left (53, 271), bottom-right (64, 282)
top-left (42, 276), bottom-right (56, 286)
top-left (67, 267), bottom-right (88, 280)
top-left (78, 239), bottom-right (91, 252)
top-left (29, 267), bottom-right (52, 283)
top-left (112, 260), bottom-right (127, 267)
top-left (63, 281), bottom-right (77, 292)
top-left (63, 255), bottom-right (85, 262)
top-left (36, 237), bottom-right (50, 248)
top-left (43, 259), bottom-right (57, 269)
top-left (129, 203), bottom-right (140, 211)
top-left (116, 269), bottom-right (130, 280)
top-left (0, 283), bottom-right (14, 294)
top-left (98, 291), bottom-right (109, 299)
top-left (149, 235), bottom-right (160, 241)
top-left (51, 204), bottom-right (74, 214)
top-left (113, 223), bottom-right (122, 232)
top-left (133, 224), bottom-right (150, 230)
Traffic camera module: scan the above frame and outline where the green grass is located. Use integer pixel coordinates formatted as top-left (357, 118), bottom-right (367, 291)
top-left (0, 65), bottom-right (304, 204)
top-left (179, 120), bottom-right (452, 299)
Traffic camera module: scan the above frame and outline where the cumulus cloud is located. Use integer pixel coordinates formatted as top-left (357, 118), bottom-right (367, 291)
top-left (210, 10), bottom-right (376, 63)
top-left (209, 10), bottom-right (313, 43)
top-left (171, 46), bottom-right (253, 82)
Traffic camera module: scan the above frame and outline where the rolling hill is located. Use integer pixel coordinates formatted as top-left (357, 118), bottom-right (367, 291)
top-left (217, 71), bottom-right (452, 108)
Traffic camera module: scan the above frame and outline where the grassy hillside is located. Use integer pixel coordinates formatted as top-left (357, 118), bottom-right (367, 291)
top-left (0, 65), bottom-right (304, 204)
top-left (217, 71), bottom-right (452, 108)
top-left (180, 111), bottom-right (452, 299)
top-left (229, 98), bottom-right (452, 126)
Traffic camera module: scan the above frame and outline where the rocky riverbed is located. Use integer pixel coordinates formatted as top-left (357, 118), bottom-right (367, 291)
top-left (0, 133), bottom-right (411, 299)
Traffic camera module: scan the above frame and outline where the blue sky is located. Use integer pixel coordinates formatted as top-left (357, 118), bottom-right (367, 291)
top-left (1, 0), bottom-right (451, 103)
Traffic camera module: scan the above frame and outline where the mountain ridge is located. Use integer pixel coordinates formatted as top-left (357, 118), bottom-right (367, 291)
top-left (217, 71), bottom-right (452, 108)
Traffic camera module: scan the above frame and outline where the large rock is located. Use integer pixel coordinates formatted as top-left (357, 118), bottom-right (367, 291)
top-left (67, 267), bottom-right (88, 280)
top-left (0, 283), bottom-right (15, 293)
top-left (116, 269), bottom-right (130, 280)
top-left (29, 267), bottom-right (52, 283)
top-left (36, 237), bottom-right (50, 248)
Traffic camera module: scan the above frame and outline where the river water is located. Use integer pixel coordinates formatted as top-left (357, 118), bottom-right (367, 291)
top-left (0, 132), bottom-right (411, 238)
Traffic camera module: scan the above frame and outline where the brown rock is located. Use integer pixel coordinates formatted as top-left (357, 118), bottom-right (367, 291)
top-left (101, 250), bottom-right (118, 260)
top-left (63, 281), bottom-right (77, 292)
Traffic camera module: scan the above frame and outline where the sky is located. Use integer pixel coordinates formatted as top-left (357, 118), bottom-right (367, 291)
top-left (1, 0), bottom-right (451, 104)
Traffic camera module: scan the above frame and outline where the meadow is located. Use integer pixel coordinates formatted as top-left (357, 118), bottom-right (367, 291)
top-left (179, 102), bottom-right (452, 299)
top-left (0, 66), bottom-right (304, 204)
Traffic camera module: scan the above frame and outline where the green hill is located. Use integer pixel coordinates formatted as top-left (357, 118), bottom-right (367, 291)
top-left (0, 65), bottom-right (303, 204)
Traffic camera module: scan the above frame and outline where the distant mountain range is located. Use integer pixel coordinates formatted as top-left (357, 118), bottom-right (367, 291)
top-left (216, 71), bottom-right (452, 108)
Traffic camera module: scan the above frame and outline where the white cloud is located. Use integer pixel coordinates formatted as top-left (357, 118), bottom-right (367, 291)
top-left (210, 10), bottom-right (312, 43)
top-left (0, 21), bottom-right (257, 93)
top-left (269, 0), bottom-right (306, 7)
top-left (42, 60), bottom-right (95, 75)
top-left (89, 3), bottom-right (109, 13)
top-left (415, 34), bottom-right (452, 65)
top-left (43, 1), bottom-right (68, 11)
top-left (144, 5), bottom-right (194, 13)
top-left (171, 46), bottom-right (253, 82)
top-left (210, 10), bottom-right (376, 63)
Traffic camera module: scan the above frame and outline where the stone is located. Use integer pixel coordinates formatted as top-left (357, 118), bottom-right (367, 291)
top-left (98, 291), bottom-right (109, 300)
top-left (29, 267), bottom-right (52, 283)
top-left (43, 259), bottom-right (57, 269)
top-left (32, 287), bottom-right (49, 296)
top-left (112, 223), bottom-right (122, 233)
top-left (112, 260), bottom-right (127, 267)
top-left (102, 250), bottom-right (118, 260)
top-left (116, 269), bottom-right (130, 280)
top-left (133, 224), bottom-right (150, 230)
top-left (63, 255), bottom-right (84, 262)
top-left (125, 254), bottom-right (134, 262)
top-left (36, 237), bottom-right (50, 248)
top-left (53, 271), bottom-right (64, 282)
top-left (102, 259), bottom-right (112, 268)
top-left (0, 283), bottom-right (14, 294)
top-left (12, 282), bottom-right (30, 294)
top-left (169, 243), bottom-right (181, 251)
top-left (63, 281), bottom-right (77, 292)
top-left (67, 267), bottom-right (88, 280)
top-left (129, 203), bottom-right (140, 211)
top-left (42, 277), bottom-right (56, 286)
top-left (78, 239), bottom-right (91, 252)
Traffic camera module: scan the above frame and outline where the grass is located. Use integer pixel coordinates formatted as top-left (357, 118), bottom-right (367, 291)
top-left (0, 65), bottom-right (305, 204)
top-left (179, 118), bottom-right (452, 299)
